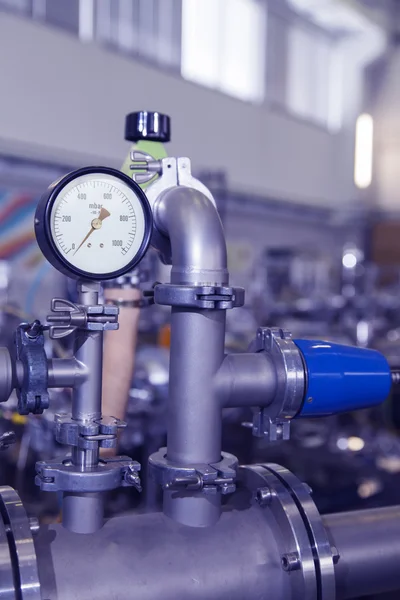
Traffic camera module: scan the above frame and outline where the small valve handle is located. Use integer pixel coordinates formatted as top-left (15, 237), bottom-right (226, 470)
top-left (129, 151), bottom-right (162, 184)
top-left (125, 111), bottom-right (171, 143)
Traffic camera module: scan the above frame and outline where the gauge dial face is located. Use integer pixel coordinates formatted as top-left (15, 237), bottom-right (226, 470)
top-left (48, 172), bottom-right (147, 277)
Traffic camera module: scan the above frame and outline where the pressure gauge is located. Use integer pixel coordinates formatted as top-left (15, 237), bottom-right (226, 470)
top-left (35, 167), bottom-right (153, 281)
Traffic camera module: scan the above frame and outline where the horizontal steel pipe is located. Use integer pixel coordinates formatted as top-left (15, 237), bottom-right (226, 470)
top-left (215, 353), bottom-right (278, 408)
top-left (323, 506), bottom-right (400, 599)
top-left (47, 358), bottom-right (88, 388)
top-left (34, 507), bottom-right (289, 600)
top-left (34, 503), bottom-right (400, 600)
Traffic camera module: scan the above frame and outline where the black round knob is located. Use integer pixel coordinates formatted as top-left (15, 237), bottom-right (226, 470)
top-left (125, 111), bottom-right (171, 143)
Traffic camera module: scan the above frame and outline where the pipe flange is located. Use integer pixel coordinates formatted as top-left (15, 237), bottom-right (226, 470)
top-left (154, 284), bottom-right (245, 310)
top-left (0, 486), bottom-right (41, 599)
top-left (238, 464), bottom-right (335, 600)
top-left (149, 448), bottom-right (238, 495)
top-left (264, 463), bottom-right (336, 600)
top-left (0, 500), bottom-right (14, 600)
top-left (35, 456), bottom-right (141, 493)
top-left (249, 328), bottom-right (305, 440)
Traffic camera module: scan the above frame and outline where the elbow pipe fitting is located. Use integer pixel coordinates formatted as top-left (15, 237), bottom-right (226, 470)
top-left (153, 186), bottom-right (228, 285)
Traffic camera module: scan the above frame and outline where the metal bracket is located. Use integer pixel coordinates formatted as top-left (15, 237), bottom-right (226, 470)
top-left (35, 456), bottom-right (141, 493)
top-left (55, 414), bottom-right (126, 450)
top-left (149, 448), bottom-right (238, 495)
top-left (154, 284), bottom-right (245, 310)
top-left (47, 298), bottom-right (119, 339)
top-left (15, 323), bottom-right (49, 415)
top-left (252, 414), bottom-right (291, 442)
top-left (250, 328), bottom-right (305, 441)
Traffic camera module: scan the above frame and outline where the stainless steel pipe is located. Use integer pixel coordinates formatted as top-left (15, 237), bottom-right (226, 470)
top-left (34, 504), bottom-right (400, 600)
top-left (155, 186), bottom-right (228, 286)
top-left (62, 281), bottom-right (104, 533)
top-left (72, 283), bottom-right (103, 422)
top-left (35, 507), bottom-right (288, 600)
top-left (215, 353), bottom-right (278, 408)
top-left (324, 506), bottom-right (400, 599)
top-left (47, 358), bottom-right (88, 389)
top-left (153, 187), bottom-right (229, 526)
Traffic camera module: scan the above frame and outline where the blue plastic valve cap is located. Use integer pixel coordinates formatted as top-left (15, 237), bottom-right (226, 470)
top-left (294, 339), bottom-right (392, 417)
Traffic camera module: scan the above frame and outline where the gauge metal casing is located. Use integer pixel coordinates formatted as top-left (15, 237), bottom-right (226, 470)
top-left (35, 166), bottom-right (153, 281)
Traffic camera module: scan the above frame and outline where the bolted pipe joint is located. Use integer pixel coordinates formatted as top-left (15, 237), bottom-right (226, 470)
top-left (281, 552), bottom-right (301, 572)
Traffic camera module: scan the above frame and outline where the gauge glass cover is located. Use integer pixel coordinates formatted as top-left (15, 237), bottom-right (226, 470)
top-left (49, 172), bottom-right (147, 276)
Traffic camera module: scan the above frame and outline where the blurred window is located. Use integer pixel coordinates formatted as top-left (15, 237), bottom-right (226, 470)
top-left (287, 0), bottom-right (368, 35)
top-left (42, 0), bottom-right (80, 34)
top-left (87, 0), bottom-right (181, 70)
top-left (181, 0), bottom-right (266, 103)
top-left (266, 11), bottom-right (288, 106)
top-left (286, 23), bottom-right (334, 128)
top-left (0, 0), bottom-right (29, 13)
top-left (0, 0), bottom-right (80, 32)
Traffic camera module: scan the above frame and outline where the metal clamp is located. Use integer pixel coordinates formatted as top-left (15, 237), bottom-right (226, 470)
top-left (47, 298), bottom-right (119, 339)
top-left (154, 284), bottom-right (245, 310)
top-left (250, 328), bottom-right (305, 441)
top-left (55, 414), bottom-right (126, 450)
top-left (35, 456), bottom-right (141, 493)
top-left (149, 448), bottom-right (238, 495)
top-left (15, 323), bottom-right (49, 415)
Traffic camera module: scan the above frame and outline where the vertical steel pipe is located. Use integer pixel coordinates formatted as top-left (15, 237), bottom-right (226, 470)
top-left (72, 283), bottom-right (103, 422)
top-left (62, 281), bottom-right (104, 533)
top-left (62, 493), bottom-right (104, 535)
top-left (154, 187), bottom-right (228, 526)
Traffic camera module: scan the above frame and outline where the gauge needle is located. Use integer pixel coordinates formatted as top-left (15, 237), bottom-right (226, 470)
top-left (73, 207), bottom-right (111, 255)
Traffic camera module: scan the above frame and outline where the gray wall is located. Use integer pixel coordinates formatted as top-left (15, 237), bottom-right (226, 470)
top-left (0, 11), bottom-right (367, 208)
